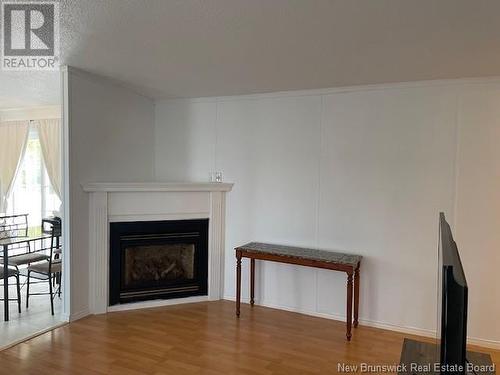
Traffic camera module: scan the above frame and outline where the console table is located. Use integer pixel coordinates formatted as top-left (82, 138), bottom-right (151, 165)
top-left (234, 242), bottom-right (362, 341)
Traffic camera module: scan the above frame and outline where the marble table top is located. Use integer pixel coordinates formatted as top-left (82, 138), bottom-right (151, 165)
top-left (235, 242), bottom-right (361, 267)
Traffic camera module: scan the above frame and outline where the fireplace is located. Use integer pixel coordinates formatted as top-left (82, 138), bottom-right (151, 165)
top-left (109, 219), bottom-right (208, 305)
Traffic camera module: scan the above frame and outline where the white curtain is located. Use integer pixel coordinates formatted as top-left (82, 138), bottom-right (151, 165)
top-left (0, 121), bottom-right (30, 213)
top-left (36, 119), bottom-right (61, 198)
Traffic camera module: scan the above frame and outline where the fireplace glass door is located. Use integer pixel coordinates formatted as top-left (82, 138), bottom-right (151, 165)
top-left (123, 243), bottom-right (196, 288)
top-left (109, 219), bottom-right (208, 305)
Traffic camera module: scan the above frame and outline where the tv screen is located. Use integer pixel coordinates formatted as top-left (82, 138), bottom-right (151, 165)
top-left (438, 212), bottom-right (468, 375)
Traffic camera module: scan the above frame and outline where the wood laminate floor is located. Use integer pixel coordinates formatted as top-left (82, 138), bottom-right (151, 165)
top-left (0, 301), bottom-right (498, 374)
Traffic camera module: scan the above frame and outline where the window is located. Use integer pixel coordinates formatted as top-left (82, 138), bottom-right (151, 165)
top-left (6, 124), bottom-right (61, 229)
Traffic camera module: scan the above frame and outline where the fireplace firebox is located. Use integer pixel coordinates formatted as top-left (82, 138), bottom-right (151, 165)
top-left (109, 219), bottom-right (208, 305)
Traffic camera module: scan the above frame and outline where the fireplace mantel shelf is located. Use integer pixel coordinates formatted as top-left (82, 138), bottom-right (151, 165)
top-left (83, 182), bottom-right (234, 193)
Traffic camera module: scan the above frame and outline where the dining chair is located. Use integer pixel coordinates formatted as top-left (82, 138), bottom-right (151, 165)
top-left (0, 214), bottom-right (50, 271)
top-left (0, 214), bottom-right (28, 238)
top-left (0, 265), bottom-right (22, 314)
top-left (25, 226), bottom-right (62, 315)
top-left (42, 217), bottom-right (62, 288)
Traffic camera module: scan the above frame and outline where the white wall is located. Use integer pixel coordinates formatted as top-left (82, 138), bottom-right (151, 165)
top-left (66, 68), bottom-right (155, 319)
top-left (454, 84), bottom-right (500, 345)
top-left (155, 80), bottom-right (500, 346)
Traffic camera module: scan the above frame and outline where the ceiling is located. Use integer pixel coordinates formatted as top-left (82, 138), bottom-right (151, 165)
top-left (59, 0), bottom-right (500, 99)
top-left (0, 71), bottom-right (60, 109)
top-left (4, 0), bottom-right (500, 105)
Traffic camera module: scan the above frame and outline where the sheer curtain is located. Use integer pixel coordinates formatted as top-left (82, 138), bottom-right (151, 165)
top-left (0, 121), bottom-right (30, 213)
top-left (36, 119), bottom-right (61, 199)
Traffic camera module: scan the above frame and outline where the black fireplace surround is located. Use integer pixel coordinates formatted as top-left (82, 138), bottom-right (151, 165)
top-left (109, 219), bottom-right (208, 305)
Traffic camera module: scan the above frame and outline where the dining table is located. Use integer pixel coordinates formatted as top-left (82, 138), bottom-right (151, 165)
top-left (1, 229), bottom-right (53, 321)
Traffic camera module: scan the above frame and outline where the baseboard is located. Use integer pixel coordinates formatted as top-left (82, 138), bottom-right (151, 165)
top-left (69, 309), bottom-right (90, 322)
top-left (107, 295), bottom-right (209, 313)
top-left (223, 296), bottom-right (500, 350)
top-left (467, 337), bottom-right (500, 351)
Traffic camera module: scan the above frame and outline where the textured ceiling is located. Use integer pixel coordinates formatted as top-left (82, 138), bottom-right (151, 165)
top-left (59, 0), bottom-right (500, 99)
top-left (4, 0), bottom-right (500, 105)
top-left (0, 71), bottom-right (60, 109)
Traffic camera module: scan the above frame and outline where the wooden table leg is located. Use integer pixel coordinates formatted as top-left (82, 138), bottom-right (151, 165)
top-left (250, 258), bottom-right (255, 306)
top-left (354, 267), bottom-right (360, 328)
top-left (3, 245), bottom-right (9, 321)
top-left (236, 251), bottom-right (242, 317)
top-left (346, 272), bottom-right (353, 341)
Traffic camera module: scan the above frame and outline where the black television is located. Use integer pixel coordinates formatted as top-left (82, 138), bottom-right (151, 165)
top-left (438, 212), bottom-right (468, 375)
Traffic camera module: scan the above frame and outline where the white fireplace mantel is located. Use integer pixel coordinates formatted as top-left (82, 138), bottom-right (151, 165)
top-left (83, 182), bottom-right (234, 192)
top-left (83, 182), bottom-right (233, 314)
